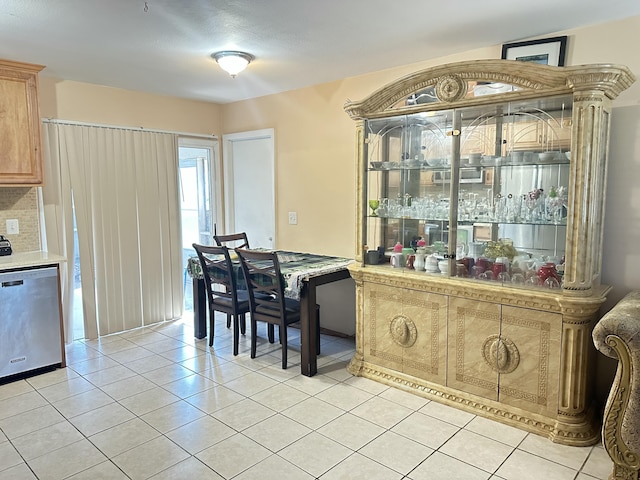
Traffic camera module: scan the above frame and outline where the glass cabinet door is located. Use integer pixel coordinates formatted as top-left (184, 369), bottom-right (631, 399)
top-left (455, 94), bottom-right (572, 288)
top-left (364, 93), bottom-right (573, 291)
top-left (365, 111), bottom-right (453, 271)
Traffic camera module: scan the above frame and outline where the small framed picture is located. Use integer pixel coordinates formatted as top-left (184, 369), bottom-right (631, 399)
top-left (501, 36), bottom-right (568, 67)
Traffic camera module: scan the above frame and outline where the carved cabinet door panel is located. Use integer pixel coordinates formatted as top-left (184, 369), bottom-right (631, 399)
top-left (363, 282), bottom-right (405, 372)
top-left (401, 289), bottom-right (447, 384)
top-left (363, 282), bottom-right (447, 384)
top-left (447, 297), bottom-right (500, 401)
top-left (498, 306), bottom-right (562, 417)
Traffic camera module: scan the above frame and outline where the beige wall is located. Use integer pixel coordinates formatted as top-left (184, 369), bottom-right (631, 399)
top-left (38, 78), bottom-right (222, 134)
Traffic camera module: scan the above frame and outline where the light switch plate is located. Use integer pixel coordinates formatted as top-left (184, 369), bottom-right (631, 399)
top-left (6, 219), bottom-right (19, 235)
top-left (288, 211), bottom-right (298, 225)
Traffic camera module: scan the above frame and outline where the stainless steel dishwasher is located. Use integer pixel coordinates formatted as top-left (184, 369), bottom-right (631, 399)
top-left (0, 265), bottom-right (63, 381)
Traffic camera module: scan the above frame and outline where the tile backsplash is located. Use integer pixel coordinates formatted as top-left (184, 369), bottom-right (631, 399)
top-left (0, 187), bottom-right (41, 252)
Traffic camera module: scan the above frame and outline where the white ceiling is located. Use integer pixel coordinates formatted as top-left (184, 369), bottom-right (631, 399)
top-left (1, 1), bottom-right (639, 104)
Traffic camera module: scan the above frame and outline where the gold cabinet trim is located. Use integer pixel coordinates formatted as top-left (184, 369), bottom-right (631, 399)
top-left (351, 360), bottom-right (599, 446)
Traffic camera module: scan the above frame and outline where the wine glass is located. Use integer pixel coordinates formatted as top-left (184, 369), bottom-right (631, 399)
top-left (543, 277), bottom-right (561, 289)
top-left (368, 199), bottom-right (380, 216)
top-left (497, 272), bottom-right (511, 283)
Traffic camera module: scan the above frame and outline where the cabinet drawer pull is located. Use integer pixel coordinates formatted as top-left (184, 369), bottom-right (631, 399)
top-left (2, 280), bottom-right (24, 287)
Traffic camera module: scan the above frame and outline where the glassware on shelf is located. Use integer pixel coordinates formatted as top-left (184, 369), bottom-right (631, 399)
top-left (368, 199), bottom-right (380, 216)
top-left (492, 262), bottom-right (507, 278)
top-left (376, 198), bottom-right (387, 217)
top-left (438, 259), bottom-right (450, 275)
top-left (497, 272), bottom-right (511, 283)
top-left (479, 271), bottom-right (494, 281)
top-left (471, 265), bottom-right (485, 278)
top-left (455, 263), bottom-right (468, 277)
top-left (526, 275), bottom-right (541, 287)
top-left (425, 254), bottom-right (440, 273)
top-left (543, 277), bottom-right (561, 289)
top-left (537, 262), bottom-right (561, 285)
top-left (524, 188), bottom-right (545, 222)
top-left (545, 186), bottom-right (566, 224)
top-left (468, 242), bottom-right (486, 259)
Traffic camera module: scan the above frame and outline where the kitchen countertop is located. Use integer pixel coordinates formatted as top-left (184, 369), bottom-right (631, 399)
top-left (0, 251), bottom-right (67, 270)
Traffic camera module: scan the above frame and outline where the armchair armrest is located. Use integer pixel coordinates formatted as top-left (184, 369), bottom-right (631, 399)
top-left (593, 290), bottom-right (640, 479)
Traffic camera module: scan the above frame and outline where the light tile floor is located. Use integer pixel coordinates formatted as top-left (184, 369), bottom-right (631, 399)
top-left (0, 314), bottom-right (615, 479)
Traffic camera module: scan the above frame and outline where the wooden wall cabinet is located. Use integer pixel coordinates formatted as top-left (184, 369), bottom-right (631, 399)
top-left (345, 60), bottom-right (635, 445)
top-left (0, 59), bottom-right (45, 186)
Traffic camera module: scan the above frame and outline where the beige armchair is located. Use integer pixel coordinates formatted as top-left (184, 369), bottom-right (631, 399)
top-left (593, 291), bottom-right (640, 480)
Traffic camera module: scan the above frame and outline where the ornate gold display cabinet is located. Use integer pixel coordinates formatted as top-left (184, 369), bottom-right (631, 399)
top-left (344, 60), bottom-right (634, 445)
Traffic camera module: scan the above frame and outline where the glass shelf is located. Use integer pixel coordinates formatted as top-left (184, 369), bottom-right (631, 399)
top-left (370, 216), bottom-right (567, 226)
top-left (368, 159), bottom-right (570, 172)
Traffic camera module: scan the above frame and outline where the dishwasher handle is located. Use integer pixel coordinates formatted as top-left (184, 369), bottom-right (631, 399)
top-left (2, 280), bottom-right (24, 288)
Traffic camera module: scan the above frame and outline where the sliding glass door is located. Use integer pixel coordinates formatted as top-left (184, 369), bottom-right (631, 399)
top-left (178, 137), bottom-right (221, 313)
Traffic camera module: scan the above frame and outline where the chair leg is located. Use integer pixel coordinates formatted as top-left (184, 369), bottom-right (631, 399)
top-left (250, 317), bottom-right (258, 359)
top-left (281, 324), bottom-right (288, 369)
top-left (240, 314), bottom-right (246, 335)
top-left (232, 315), bottom-right (240, 356)
top-left (226, 314), bottom-right (232, 329)
top-left (268, 324), bottom-right (275, 343)
top-left (208, 306), bottom-right (215, 347)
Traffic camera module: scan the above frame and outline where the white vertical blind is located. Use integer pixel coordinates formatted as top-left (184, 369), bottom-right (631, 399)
top-left (41, 123), bottom-right (76, 341)
top-left (41, 122), bottom-right (182, 339)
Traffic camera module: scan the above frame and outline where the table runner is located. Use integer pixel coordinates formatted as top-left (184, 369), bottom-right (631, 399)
top-left (187, 250), bottom-right (353, 300)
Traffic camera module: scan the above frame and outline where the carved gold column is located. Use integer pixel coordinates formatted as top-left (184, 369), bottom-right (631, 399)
top-left (347, 266), bottom-right (365, 375)
top-left (563, 89), bottom-right (610, 297)
top-left (553, 310), bottom-right (599, 445)
top-left (354, 120), bottom-right (366, 264)
top-left (349, 119), bottom-right (366, 376)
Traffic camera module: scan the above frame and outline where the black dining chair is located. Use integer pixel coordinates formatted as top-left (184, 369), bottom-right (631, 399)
top-left (214, 232), bottom-right (250, 249)
top-left (235, 248), bottom-right (320, 369)
top-left (192, 243), bottom-right (247, 355)
top-left (213, 232), bottom-right (250, 329)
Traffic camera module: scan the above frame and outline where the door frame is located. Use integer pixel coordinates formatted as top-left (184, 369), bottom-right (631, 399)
top-left (178, 136), bottom-right (222, 239)
top-left (222, 128), bottom-right (275, 244)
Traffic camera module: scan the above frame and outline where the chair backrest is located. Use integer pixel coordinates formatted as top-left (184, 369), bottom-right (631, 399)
top-left (192, 243), bottom-right (241, 309)
top-left (235, 248), bottom-right (287, 324)
top-left (214, 232), bottom-right (250, 249)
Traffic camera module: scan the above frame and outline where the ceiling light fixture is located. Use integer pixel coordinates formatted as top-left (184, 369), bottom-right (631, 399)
top-left (211, 51), bottom-right (254, 78)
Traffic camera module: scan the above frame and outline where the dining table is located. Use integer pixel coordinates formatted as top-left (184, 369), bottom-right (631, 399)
top-left (186, 249), bottom-right (353, 376)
